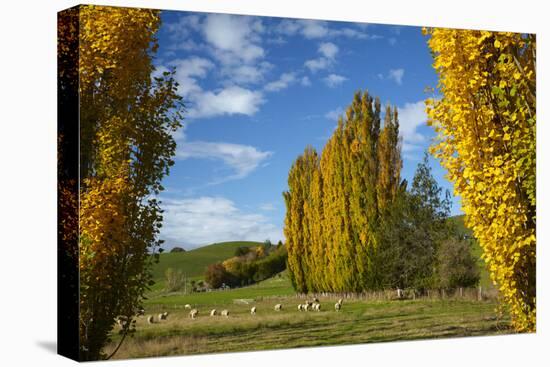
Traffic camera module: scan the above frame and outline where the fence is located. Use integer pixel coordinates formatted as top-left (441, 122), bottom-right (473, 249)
top-left (287, 286), bottom-right (498, 302)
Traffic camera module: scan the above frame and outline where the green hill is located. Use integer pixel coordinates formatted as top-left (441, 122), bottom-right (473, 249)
top-left (151, 241), bottom-right (263, 285)
top-left (448, 215), bottom-right (492, 289)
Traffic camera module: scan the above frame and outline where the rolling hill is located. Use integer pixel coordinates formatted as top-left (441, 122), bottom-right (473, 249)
top-left (151, 241), bottom-right (263, 285)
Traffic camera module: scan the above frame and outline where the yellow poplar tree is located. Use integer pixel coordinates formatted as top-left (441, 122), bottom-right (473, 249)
top-left (60, 5), bottom-right (184, 360)
top-left (425, 29), bottom-right (536, 331)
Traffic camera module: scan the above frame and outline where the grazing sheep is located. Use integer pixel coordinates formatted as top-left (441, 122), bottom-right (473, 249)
top-left (147, 315), bottom-right (154, 324)
top-left (221, 309), bottom-right (229, 317)
top-left (304, 303), bottom-right (310, 312)
top-left (210, 309), bottom-right (217, 317)
top-left (184, 304), bottom-right (192, 309)
top-left (298, 304), bottom-right (304, 311)
top-left (334, 302), bottom-right (341, 312)
top-left (189, 309), bottom-right (199, 319)
top-left (337, 298), bottom-right (343, 305)
top-left (250, 306), bottom-right (257, 315)
top-left (313, 303), bottom-right (321, 312)
top-left (274, 304), bottom-right (283, 311)
top-left (158, 312), bottom-right (168, 320)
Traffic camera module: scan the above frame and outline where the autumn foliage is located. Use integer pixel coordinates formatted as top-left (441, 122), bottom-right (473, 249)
top-left (425, 29), bottom-right (536, 331)
top-left (59, 5), bottom-right (183, 360)
top-left (284, 91), bottom-right (402, 292)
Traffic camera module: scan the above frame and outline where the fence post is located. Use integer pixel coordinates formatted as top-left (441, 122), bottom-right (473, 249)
top-left (478, 286), bottom-right (482, 301)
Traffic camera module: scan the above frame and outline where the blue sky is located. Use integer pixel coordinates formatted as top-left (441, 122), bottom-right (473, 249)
top-left (154, 11), bottom-right (462, 250)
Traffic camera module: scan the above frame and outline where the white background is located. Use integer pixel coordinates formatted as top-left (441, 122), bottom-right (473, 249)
top-left (0, 0), bottom-right (547, 366)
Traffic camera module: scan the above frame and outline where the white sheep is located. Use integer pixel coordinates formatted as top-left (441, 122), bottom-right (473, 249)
top-left (313, 303), bottom-right (321, 311)
top-left (337, 298), bottom-right (343, 305)
top-left (147, 315), bottom-right (155, 324)
top-left (312, 297), bottom-right (319, 303)
top-left (184, 304), bottom-right (192, 309)
top-left (304, 303), bottom-right (310, 312)
top-left (158, 311), bottom-right (168, 320)
top-left (298, 304), bottom-right (304, 311)
top-left (334, 302), bottom-right (341, 312)
top-left (189, 309), bottom-right (199, 319)
top-left (210, 309), bottom-right (217, 317)
top-left (274, 304), bottom-right (283, 311)
top-left (221, 309), bottom-right (229, 317)
top-left (250, 306), bottom-right (257, 315)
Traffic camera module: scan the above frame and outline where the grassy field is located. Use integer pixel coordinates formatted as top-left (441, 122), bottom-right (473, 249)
top-left (105, 272), bottom-right (511, 359)
top-left (107, 232), bottom-right (507, 359)
top-left (150, 241), bottom-right (262, 291)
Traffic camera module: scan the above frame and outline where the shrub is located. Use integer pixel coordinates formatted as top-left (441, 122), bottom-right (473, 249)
top-left (438, 237), bottom-right (480, 289)
top-left (164, 267), bottom-right (186, 292)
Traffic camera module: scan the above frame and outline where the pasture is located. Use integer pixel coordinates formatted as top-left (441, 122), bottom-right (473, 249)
top-left (105, 273), bottom-right (510, 359)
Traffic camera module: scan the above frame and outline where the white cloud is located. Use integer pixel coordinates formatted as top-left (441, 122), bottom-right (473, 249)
top-left (318, 42), bottom-right (339, 59)
top-left (276, 19), bottom-right (374, 40)
top-left (304, 57), bottom-right (331, 73)
top-left (165, 57), bottom-right (215, 97)
top-left (177, 141), bottom-right (272, 182)
top-left (388, 68), bottom-right (405, 85)
top-left (160, 196), bottom-right (283, 249)
top-left (397, 101), bottom-right (428, 160)
top-left (264, 72), bottom-right (296, 92)
top-left (323, 74), bottom-right (347, 87)
top-left (304, 42), bottom-right (341, 73)
top-left (325, 106), bottom-right (344, 121)
top-left (259, 203), bottom-right (276, 211)
top-left (300, 20), bottom-right (329, 39)
top-left (203, 14), bottom-right (265, 64)
top-left (300, 76), bottom-right (312, 87)
top-left (187, 86), bottom-right (265, 119)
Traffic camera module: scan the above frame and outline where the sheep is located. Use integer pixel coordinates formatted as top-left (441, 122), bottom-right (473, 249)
top-left (250, 306), bottom-right (257, 315)
top-left (337, 298), bottom-right (343, 305)
top-left (210, 309), bottom-right (217, 317)
top-left (298, 304), bottom-right (304, 311)
top-left (304, 303), bottom-right (310, 312)
top-left (136, 307), bottom-right (145, 316)
top-left (313, 303), bottom-right (321, 312)
top-left (184, 304), bottom-right (192, 309)
top-left (274, 304), bottom-right (283, 311)
top-left (147, 315), bottom-right (155, 324)
top-left (312, 297), bottom-right (319, 303)
top-left (189, 309), bottom-right (199, 319)
top-left (221, 309), bottom-right (229, 317)
top-left (158, 311), bottom-right (168, 320)
top-left (334, 302), bottom-right (341, 312)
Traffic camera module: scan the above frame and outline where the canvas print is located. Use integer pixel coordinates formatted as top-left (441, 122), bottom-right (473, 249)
top-left (57, 4), bottom-right (536, 361)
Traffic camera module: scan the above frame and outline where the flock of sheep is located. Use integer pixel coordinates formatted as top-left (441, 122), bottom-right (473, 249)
top-left (139, 298), bottom-right (345, 324)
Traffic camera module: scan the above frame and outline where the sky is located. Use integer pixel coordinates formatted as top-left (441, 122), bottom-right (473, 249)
top-left (154, 10), bottom-right (463, 250)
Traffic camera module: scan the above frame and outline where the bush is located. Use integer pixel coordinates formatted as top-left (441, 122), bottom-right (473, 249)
top-left (170, 246), bottom-right (186, 253)
top-left (205, 263), bottom-right (235, 289)
top-left (234, 246), bottom-right (251, 257)
top-left (437, 237), bottom-right (480, 289)
top-left (164, 267), bottom-right (186, 292)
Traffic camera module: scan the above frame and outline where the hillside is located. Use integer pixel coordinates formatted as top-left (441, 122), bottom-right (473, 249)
top-left (151, 241), bottom-right (263, 284)
top-left (448, 215), bottom-right (492, 289)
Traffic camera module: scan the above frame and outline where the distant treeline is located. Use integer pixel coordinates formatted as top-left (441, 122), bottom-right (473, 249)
top-left (283, 90), bottom-right (479, 293)
top-left (205, 242), bottom-right (287, 288)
